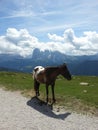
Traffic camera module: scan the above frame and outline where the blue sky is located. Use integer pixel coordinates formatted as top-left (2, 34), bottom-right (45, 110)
top-left (0, 0), bottom-right (98, 57)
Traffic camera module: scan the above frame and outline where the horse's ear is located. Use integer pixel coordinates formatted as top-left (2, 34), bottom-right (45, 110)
top-left (63, 63), bottom-right (66, 66)
top-left (59, 63), bottom-right (66, 68)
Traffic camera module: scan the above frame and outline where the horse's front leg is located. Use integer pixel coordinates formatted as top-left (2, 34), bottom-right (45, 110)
top-left (51, 83), bottom-right (56, 104)
top-left (46, 84), bottom-right (49, 104)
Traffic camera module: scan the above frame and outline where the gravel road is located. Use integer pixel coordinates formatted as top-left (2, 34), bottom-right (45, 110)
top-left (0, 88), bottom-right (98, 130)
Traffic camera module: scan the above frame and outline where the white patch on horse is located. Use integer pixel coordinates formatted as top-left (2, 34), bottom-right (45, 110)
top-left (33, 66), bottom-right (45, 82)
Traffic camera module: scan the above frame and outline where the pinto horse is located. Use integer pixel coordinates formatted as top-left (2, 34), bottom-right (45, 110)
top-left (32, 64), bottom-right (71, 104)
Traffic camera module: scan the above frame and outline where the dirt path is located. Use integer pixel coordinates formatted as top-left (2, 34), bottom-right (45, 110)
top-left (0, 88), bottom-right (98, 130)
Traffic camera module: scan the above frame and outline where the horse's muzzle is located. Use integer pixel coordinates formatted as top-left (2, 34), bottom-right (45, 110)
top-left (68, 76), bottom-right (72, 80)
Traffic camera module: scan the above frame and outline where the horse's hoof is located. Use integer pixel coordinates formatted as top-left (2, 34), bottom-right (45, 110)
top-left (36, 93), bottom-right (40, 97)
top-left (38, 93), bottom-right (40, 96)
top-left (52, 99), bottom-right (56, 104)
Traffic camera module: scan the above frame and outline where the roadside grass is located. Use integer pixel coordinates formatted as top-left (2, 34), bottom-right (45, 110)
top-left (0, 71), bottom-right (98, 116)
top-left (0, 71), bottom-right (33, 90)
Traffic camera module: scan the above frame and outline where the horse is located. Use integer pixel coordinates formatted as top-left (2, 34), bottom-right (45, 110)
top-left (32, 63), bottom-right (71, 104)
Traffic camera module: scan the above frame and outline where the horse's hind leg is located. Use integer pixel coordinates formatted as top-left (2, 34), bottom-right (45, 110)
top-left (51, 84), bottom-right (56, 104)
top-left (34, 80), bottom-right (40, 97)
top-left (46, 85), bottom-right (49, 104)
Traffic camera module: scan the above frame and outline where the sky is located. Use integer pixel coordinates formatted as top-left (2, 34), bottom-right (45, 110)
top-left (0, 0), bottom-right (98, 57)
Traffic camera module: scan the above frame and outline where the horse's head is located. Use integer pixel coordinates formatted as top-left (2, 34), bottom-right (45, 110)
top-left (59, 63), bottom-right (72, 80)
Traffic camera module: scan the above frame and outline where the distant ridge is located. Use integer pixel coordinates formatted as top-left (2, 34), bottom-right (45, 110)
top-left (0, 49), bottom-right (98, 75)
top-left (73, 60), bottom-right (98, 76)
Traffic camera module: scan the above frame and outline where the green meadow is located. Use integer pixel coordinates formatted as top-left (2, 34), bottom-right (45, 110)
top-left (0, 71), bottom-right (98, 115)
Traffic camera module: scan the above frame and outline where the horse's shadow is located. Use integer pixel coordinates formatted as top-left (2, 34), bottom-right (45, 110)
top-left (27, 97), bottom-right (71, 120)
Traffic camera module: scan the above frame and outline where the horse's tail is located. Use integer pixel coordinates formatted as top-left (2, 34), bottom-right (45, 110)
top-left (32, 70), bottom-right (35, 79)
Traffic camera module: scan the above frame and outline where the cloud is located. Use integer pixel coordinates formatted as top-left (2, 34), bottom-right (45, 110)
top-left (0, 28), bottom-right (98, 57)
top-left (0, 28), bottom-right (39, 57)
top-left (48, 33), bottom-right (64, 42)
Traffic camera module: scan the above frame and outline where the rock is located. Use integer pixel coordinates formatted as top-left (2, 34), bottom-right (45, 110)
top-left (83, 90), bottom-right (87, 93)
top-left (80, 82), bottom-right (89, 86)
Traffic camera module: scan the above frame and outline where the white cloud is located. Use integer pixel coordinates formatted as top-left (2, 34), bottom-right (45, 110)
top-left (0, 28), bottom-right (39, 57)
top-left (0, 28), bottom-right (98, 57)
top-left (48, 33), bottom-right (64, 42)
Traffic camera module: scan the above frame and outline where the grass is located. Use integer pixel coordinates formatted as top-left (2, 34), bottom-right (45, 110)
top-left (0, 71), bottom-right (98, 115)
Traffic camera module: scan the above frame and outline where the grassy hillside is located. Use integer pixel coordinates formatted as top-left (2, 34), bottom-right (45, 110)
top-left (0, 71), bottom-right (98, 115)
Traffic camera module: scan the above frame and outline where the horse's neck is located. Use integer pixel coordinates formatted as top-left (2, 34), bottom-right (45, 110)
top-left (45, 67), bottom-right (60, 77)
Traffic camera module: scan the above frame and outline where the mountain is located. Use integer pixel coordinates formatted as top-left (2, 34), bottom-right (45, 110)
top-left (73, 60), bottom-right (98, 75)
top-left (32, 48), bottom-right (73, 64)
top-left (0, 49), bottom-right (98, 75)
